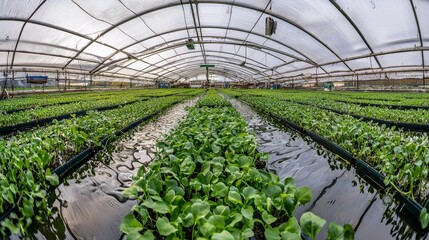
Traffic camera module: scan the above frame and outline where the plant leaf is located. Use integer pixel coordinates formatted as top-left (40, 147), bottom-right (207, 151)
top-left (262, 211), bottom-right (277, 225)
top-left (300, 212), bottom-right (326, 240)
top-left (326, 222), bottom-right (343, 240)
top-left (121, 213), bottom-right (143, 234)
top-left (156, 217), bottom-right (177, 236)
top-left (212, 230), bottom-right (235, 240)
top-left (419, 207), bottom-right (429, 229)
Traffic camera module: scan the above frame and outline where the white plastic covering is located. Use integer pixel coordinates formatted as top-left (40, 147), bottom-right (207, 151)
top-left (0, 0), bottom-right (428, 83)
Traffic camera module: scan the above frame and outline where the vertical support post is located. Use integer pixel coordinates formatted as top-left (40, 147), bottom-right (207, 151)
top-left (130, 78), bottom-right (132, 88)
top-left (205, 67), bottom-right (209, 88)
top-left (11, 71), bottom-right (14, 93)
top-left (315, 74), bottom-right (318, 87)
top-left (423, 70), bottom-right (426, 87)
top-left (90, 74), bottom-right (93, 89)
top-left (315, 67), bottom-right (319, 87)
top-left (83, 74), bottom-right (86, 91)
top-left (56, 70), bottom-right (60, 90)
top-left (64, 71), bottom-right (67, 92)
top-left (356, 73), bottom-right (359, 90)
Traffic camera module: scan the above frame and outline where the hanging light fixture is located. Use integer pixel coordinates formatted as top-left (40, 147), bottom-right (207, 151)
top-left (186, 38), bottom-right (195, 50)
top-left (265, 17), bottom-right (277, 36)
top-left (240, 44), bottom-right (247, 66)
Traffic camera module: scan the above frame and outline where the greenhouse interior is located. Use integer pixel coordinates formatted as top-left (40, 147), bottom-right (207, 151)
top-left (0, 0), bottom-right (429, 239)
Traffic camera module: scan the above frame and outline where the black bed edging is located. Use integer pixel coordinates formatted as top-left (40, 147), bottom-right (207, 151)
top-left (0, 100), bottom-right (181, 223)
top-left (236, 98), bottom-right (425, 222)
top-left (335, 99), bottom-right (429, 110)
top-left (294, 101), bottom-right (429, 132)
top-left (51, 112), bottom-right (156, 179)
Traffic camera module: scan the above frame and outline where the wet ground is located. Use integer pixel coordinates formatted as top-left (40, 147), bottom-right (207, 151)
top-left (30, 98), bottom-right (198, 240)
top-left (227, 97), bottom-right (426, 240)
top-left (28, 95), bottom-right (427, 240)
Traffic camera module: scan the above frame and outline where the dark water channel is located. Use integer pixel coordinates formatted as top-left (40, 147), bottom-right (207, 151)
top-left (227, 97), bottom-right (427, 240)
top-left (29, 99), bottom-right (198, 240)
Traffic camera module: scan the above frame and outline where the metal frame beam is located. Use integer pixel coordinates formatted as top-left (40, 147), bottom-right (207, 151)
top-left (95, 36), bottom-right (311, 75)
top-left (253, 47), bottom-right (429, 80)
top-left (67, 1), bottom-right (351, 72)
top-left (409, 0), bottom-right (425, 73)
top-left (9, 1), bottom-right (48, 69)
top-left (150, 58), bottom-right (265, 78)
top-left (160, 67), bottom-right (253, 82)
top-left (100, 38), bottom-right (314, 76)
top-left (328, 0), bottom-right (383, 69)
top-left (91, 26), bottom-right (322, 74)
top-left (136, 50), bottom-right (274, 73)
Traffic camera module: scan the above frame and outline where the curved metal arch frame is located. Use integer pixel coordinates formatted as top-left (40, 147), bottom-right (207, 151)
top-left (96, 35), bottom-right (313, 75)
top-left (0, 63), bottom-right (171, 82)
top-left (110, 52), bottom-right (272, 80)
top-left (61, 1), bottom-right (353, 72)
top-left (145, 55), bottom-right (267, 76)
top-left (253, 47), bottom-right (429, 82)
top-left (154, 60), bottom-right (258, 78)
top-left (0, 49), bottom-right (100, 64)
top-left (103, 38), bottom-right (315, 77)
top-left (105, 36), bottom-right (290, 77)
top-left (140, 60), bottom-right (260, 81)
top-left (0, 19), bottom-right (186, 80)
top-left (256, 64), bottom-right (429, 83)
top-left (328, 0), bottom-right (382, 69)
top-left (90, 26), bottom-right (323, 73)
top-left (135, 50), bottom-right (275, 73)
top-left (409, 0), bottom-right (425, 70)
top-left (3, 16), bottom-right (424, 78)
top-left (159, 67), bottom-right (254, 83)
top-left (145, 58), bottom-right (267, 79)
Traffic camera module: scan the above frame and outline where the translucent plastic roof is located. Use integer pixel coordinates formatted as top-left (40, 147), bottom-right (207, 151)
top-left (1, 0), bottom-right (428, 83)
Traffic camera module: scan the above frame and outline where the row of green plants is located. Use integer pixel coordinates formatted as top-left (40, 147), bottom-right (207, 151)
top-left (223, 90), bottom-right (429, 229)
top-left (0, 89), bottom-right (197, 113)
top-left (282, 95), bottom-right (429, 125)
top-left (227, 90), bottom-right (429, 124)
top-left (0, 89), bottom-right (128, 112)
top-left (0, 94), bottom-right (146, 127)
top-left (227, 89), bottom-right (429, 107)
top-left (196, 90), bottom-right (232, 108)
top-left (120, 92), bottom-right (354, 239)
top-left (0, 92), bottom-right (200, 237)
top-left (319, 90), bottom-right (429, 104)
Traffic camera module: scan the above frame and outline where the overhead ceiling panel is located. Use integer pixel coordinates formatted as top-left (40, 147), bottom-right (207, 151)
top-left (336, 0), bottom-right (420, 53)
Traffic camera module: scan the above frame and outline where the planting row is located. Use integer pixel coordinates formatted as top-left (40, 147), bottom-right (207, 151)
top-left (223, 90), bottom-right (429, 224)
top-left (227, 90), bottom-right (429, 125)
top-left (120, 92), bottom-right (354, 240)
top-left (0, 92), bottom-right (200, 237)
top-left (196, 90), bottom-right (232, 108)
top-left (284, 95), bottom-right (429, 125)
top-left (324, 91), bottom-right (429, 106)
top-left (0, 89), bottom-right (197, 113)
top-left (229, 89), bottom-right (429, 107)
top-left (0, 94), bottom-right (145, 127)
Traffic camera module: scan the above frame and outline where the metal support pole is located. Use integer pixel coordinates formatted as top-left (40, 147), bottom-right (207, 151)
top-left (11, 71), bottom-right (14, 93)
top-left (90, 74), bottom-right (93, 89)
top-left (357, 73), bottom-right (360, 90)
top-left (205, 67), bottom-right (209, 88)
top-left (56, 70), bottom-right (59, 90)
top-left (64, 72), bottom-right (67, 92)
